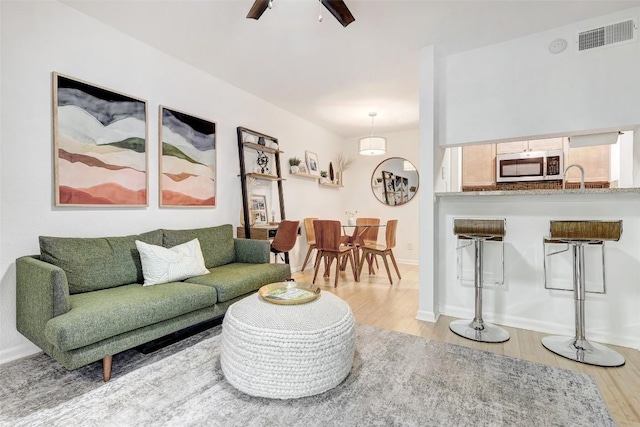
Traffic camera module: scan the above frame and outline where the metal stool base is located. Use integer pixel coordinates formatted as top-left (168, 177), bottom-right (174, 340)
top-left (542, 335), bottom-right (625, 367)
top-left (449, 319), bottom-right (510, 343)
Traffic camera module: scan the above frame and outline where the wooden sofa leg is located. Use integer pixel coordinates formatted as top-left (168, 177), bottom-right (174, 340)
top-left (103, 355), bottom-right (113, 382)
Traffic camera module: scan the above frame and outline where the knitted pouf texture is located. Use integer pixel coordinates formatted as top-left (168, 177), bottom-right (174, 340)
top-left (220, 291), bottom-right (355, 399)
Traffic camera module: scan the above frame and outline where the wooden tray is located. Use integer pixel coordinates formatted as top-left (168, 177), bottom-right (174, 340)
top-left (258, 282), bottom-right (320, 305)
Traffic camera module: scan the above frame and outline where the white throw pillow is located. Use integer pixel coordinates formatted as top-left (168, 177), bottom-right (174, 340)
top-left (135, 238), bottom-right (209, 286)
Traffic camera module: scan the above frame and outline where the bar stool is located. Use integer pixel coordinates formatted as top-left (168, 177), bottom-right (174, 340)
top-left (449, 218), bottom-right (510, 343)
top-left (541, 220), bottom-right (625, 367)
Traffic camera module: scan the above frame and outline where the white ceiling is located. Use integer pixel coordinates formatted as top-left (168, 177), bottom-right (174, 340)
top-left (65, 0), bottom-right (640, 138)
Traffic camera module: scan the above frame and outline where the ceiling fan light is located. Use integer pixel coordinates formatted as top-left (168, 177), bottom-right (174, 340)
top-left (358, 136), bottom-right (386, 156)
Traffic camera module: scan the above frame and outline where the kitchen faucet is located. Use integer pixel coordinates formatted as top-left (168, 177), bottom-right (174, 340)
top-left (563, 164), bottom-right (585, 190)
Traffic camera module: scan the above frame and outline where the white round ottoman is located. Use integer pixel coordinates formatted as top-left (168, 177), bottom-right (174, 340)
top-left (220, 290), bottom-right (355, 399)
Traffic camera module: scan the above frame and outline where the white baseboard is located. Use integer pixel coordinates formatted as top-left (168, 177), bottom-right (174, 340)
top-left (396, 258), bottom-right (418, 265)
top-left (439, 304), bottom-right (639, 349)
top-left (416, 310), bottom-right (440, 323)
top-left (0, 343), bottom-right (41, 365)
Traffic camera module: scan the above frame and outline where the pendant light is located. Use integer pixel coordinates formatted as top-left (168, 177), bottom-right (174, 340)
top-left (358, 112), bottom-right (386, 156)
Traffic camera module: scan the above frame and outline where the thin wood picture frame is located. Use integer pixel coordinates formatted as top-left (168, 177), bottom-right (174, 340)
top-left (159, 106), bottom-right (216, 207)
top-left (52, 72), bottom-right (148, 206)
top-left (305, 150), bottom-right (320, 176)
top-left (251, 194), bottom-right (268, 225)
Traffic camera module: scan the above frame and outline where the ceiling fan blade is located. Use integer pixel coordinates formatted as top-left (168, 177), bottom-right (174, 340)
top-left (320, 0), bottom-right (355, 27)
top-left (247, 0), bottom-right (270, 20)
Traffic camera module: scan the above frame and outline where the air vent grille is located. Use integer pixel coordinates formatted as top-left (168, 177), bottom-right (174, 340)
top-left (577, 18), bottom-right (637, 51)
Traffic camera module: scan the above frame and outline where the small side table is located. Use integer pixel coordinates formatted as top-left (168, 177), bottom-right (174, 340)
top-left (220, 290), bottom-right (355, 399)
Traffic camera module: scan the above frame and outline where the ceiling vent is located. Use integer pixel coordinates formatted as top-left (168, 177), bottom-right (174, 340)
top-left (576, 18), bottom-right (637, 52)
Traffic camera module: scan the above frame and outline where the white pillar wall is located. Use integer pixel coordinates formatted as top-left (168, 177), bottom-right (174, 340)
top-left (417, 45), bottom-right (438, 322)
top-left (633, 126), bottom-right (640, 186)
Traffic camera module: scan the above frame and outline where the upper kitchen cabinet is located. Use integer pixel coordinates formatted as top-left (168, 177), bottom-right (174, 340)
top-left (565, 144), bottom-right (611, 183)
top-left (528, 137), bottom-right (564, 151)
top-left (496, 141), bottom-right (527, 154)
top-left (496, 137), bottom-right (564, 154)
top-left (462, 144), bottom-right (496, 187)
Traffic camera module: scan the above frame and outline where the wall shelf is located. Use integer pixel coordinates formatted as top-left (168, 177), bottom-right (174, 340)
top-left (246, 172), bottom-right (285, 181)
top-left (319, 181), bottom-right (342, 188)
top-left (242, 141), bottom-right (283, 154)
top-left (290, 172), bottom-right (318, 179)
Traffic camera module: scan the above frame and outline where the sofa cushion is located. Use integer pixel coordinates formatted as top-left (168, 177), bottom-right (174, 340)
top-left (39, 230), bottom-right (163, 294)
top-left (136, 239), bottom-right (208, 286)
top-left (44, 282), bottom-right (217, 351)
top-left (163, 225), bottom-right (235, 269)
top-left (185, 262), bottom-right (291, 302)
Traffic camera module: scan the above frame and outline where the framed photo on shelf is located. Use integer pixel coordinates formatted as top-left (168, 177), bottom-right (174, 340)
top-left (305, 151), bottom-right (320, 176)
top-left (251, 194), bottom-right (268, 225)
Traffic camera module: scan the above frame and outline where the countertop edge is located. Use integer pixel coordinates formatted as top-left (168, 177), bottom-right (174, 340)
top-left (435, 188), bottom-right (640, 197)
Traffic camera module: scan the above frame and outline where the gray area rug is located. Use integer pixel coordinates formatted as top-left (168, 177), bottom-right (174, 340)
top-left (0, 324), bottom-right (614, 427)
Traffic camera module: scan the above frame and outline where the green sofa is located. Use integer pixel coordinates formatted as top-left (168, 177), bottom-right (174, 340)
top-left (16, 224), bottom-right (291, 381)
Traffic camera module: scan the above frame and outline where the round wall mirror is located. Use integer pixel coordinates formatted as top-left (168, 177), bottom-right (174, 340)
top-left (371, 157), bottom-right (419, 206)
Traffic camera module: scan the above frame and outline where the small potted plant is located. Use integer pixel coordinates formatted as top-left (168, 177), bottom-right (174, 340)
top-left (289, 157), bottom-right (302, 174)
top-left (320, 170), bottom-right (328, 183)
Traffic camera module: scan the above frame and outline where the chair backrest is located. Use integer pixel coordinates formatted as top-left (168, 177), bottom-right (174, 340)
top-left (271, 220), bottom-right (300, 253)
top-left (304, 217), bottom-right (318, 245)
top-left (355, 217), bottom-right (380, 246)
top-left (385, 219), bottom-right (398, 250)
top-left (313, 220), bottom-right (343, 252)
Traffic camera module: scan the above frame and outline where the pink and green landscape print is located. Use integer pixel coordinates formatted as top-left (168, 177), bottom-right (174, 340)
top-left (160, 107), bottom-right (216, 207)
top-left (54, 73), bottom-right (147, 206)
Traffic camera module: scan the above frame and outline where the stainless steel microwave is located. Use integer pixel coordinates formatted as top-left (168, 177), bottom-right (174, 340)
top-left (496, 150), bottom-right (564, 183)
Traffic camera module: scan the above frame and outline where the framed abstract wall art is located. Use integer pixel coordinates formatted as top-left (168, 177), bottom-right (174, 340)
top-left (53, 72), bottom-right (148, 206)
top-left (159, 106), bottom-right (216, 207)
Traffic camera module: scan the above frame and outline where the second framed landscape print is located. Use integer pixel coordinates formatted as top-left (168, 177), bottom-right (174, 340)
top-left (159, 106), bottom-right (216, 207)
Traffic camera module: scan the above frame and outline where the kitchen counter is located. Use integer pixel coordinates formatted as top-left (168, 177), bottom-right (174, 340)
top-left (429, 186), bottom-right (640, 350)
top-left (436, 187), bottom-right (640, 197)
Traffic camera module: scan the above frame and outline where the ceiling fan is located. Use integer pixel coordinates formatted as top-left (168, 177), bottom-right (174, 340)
top-left (247, 0), bottom-right (355, 28)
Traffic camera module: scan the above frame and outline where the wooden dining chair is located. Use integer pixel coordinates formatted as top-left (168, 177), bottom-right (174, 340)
top-left (300, 217), bottom-right (318, 271)
top-left (312, 220), bottom-right (359, 287)
top-left (270, 220), bottom-right (300, 264)
top-left (354, 217), bottom-right (380, 273)
top-left (358, 219), bottom-right (401, 284)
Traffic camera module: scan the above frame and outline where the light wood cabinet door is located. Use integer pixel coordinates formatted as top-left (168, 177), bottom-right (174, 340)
top-left (528, 137), bottom-right (564, 151)
top-left (565, 145), bottom-right (610, 182)
top-left (497, 138), bottom-right (564, 154)
top-left (462, 144), bottom-right (496, 187)
top-left (496, 141), bottom-right (527, 154)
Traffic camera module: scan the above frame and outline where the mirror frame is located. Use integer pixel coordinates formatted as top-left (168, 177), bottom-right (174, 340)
top-left (370, 157), bottom-right (419, 206)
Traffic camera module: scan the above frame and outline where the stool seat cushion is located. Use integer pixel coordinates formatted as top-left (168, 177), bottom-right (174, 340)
top-left (549, 220), bottom-right (622, 241)
top-left (453, 218), bottom-right (505, 238)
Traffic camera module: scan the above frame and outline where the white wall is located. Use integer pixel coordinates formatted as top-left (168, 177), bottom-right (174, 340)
top-left (421, 9), bottom-right (640, 341)
top-left (417, 45), bottom-right (438, 322)
top-left (440, 7), bottom-right (640, 146)
top-left (339, 129), bottom-right (419, 265)
top-left (0, 1), bottom-right (344, 363)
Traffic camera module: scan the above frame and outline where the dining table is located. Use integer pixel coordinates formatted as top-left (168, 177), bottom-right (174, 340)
top-left (339, 223), bottom-right (386, 275)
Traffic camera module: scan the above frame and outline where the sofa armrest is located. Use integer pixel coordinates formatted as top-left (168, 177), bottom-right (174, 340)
top-left (234, 238), bottom-right (271, 264)
top-left (16, 256), bottom-right (71, 352)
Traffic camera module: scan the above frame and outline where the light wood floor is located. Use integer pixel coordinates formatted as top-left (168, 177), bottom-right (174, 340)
top-left (292, 262), bottom-right (640, 427)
